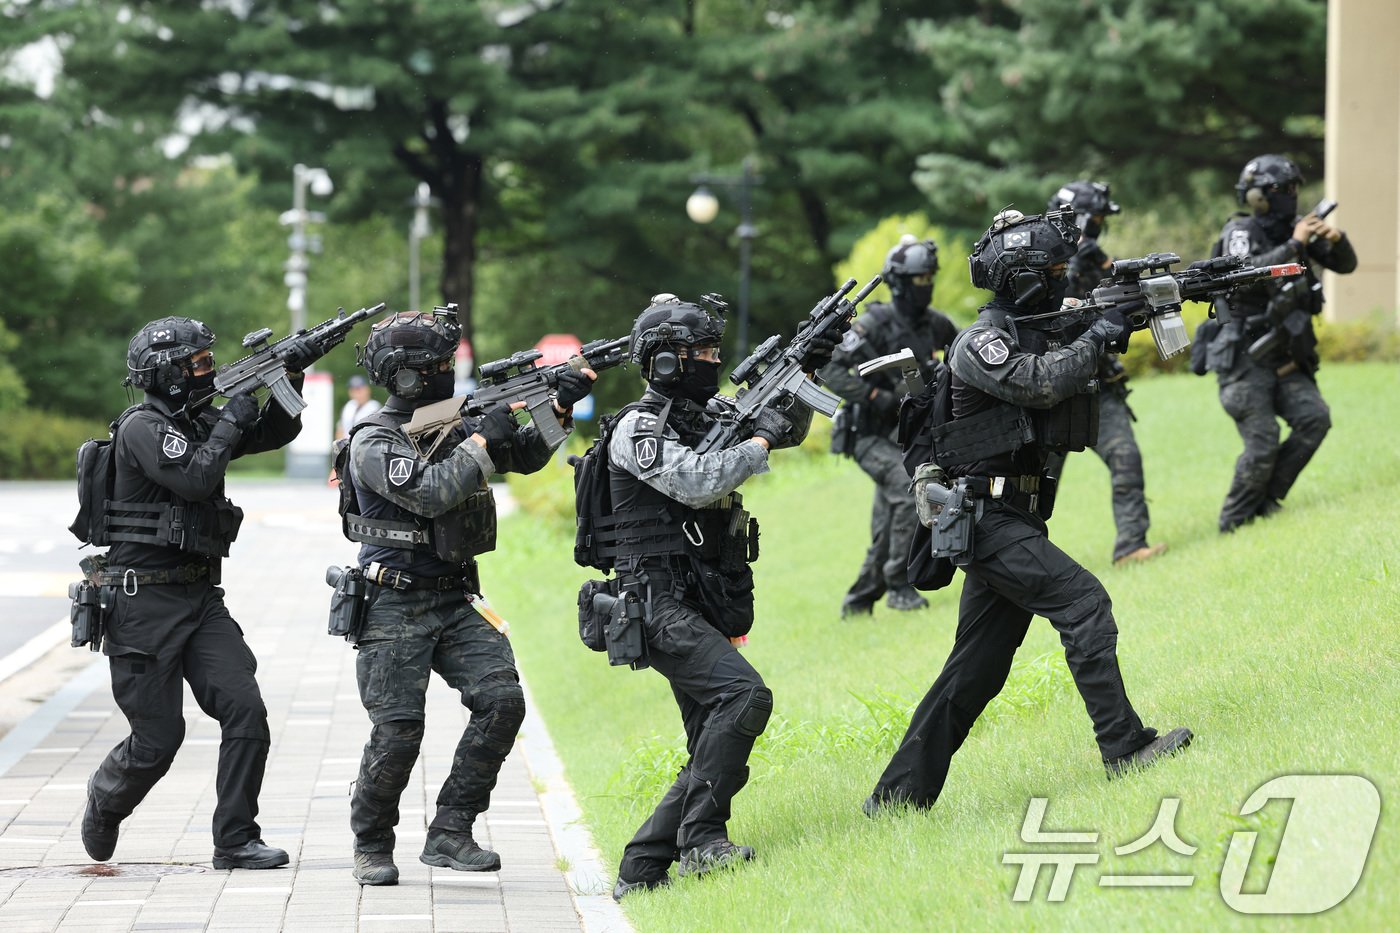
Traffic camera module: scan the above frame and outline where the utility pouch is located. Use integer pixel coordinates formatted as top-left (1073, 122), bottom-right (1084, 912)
top-left (576, 579), bottom-right (614, 652)
top-left (925, 478), bottom-right (980, 566)
top-left (325, 565), bottom-right (370, 644)
top-left (717, 506), bottom-right (759, 573)
top-left (911, 462), bottom-right (950, 528)
top-left (68, 580), bottom-right (104, 652)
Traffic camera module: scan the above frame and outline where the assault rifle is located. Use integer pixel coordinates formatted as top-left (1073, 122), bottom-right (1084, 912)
top-left (1020, 254), bottom-right (1303, 359)
top-left (693, 275), bottom-right (882, 455)
top-left (195, 303), bottom-right (384, 417)
top-left (404, 335), bottom-right (631, 458)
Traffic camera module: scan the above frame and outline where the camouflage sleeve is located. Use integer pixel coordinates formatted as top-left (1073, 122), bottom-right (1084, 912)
top-left (949, 323), bottom-right (1098, 410)
top-left (350, 423), bottom-right (493, 519)
top-left (608, 408), bottom-right (768, 508)
top-left (491, 419), bottom-right (565, 476)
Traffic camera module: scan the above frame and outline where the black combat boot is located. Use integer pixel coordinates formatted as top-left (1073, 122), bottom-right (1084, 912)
top-left (840, 596), bottom-right (875, 619)
top-left (612, 874), bottom-right (670, 901)
top-left (1104, 727), bottom-right (1194, 778)
top-left (420, 829), bottom-right (501, 872)
top-left (353, 851), bottom-right (399, 886)
top-left (886, 586), bottom-right (929, 612)
top-left (212, 839), bottom-right (290, 869)
top-left (81, 778), bottom-right (121, 862)
top-left (678, 839), bottom-right (756, 878)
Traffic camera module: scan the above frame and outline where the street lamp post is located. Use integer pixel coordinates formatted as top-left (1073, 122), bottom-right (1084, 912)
top-left (408, 182), bottom-right (436, 311)
top-left (280, 163), bottom-right (334, 333)
top-left (278, 163), bottom-right (333, 480)
top-left (686, 156), bottom-right (761, 357)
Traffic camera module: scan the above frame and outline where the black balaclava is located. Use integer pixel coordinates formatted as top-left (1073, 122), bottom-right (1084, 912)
top-left (892, 277), bottom-right (933, 320)
top-left (416, 369), bottom-right (456, 403)
top-left (1081, 216), bottom-right (1105, 239)
top-left (1258, 189), bottom-right (1298, 241)
top-left (185, 371), bottom-right (216, 409)
top-left (675, 358), bottom-right (721, 405)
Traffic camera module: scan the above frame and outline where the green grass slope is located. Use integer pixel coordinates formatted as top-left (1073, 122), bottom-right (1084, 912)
top-left (490, 362), bottom-right (1399, 932)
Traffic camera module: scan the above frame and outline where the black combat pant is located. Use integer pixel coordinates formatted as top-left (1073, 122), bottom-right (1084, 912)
top-left (350, 587), bottom-right (524, 854)
top-left (618, 590), bottom-right (772, 884)
top-left (845, 436), bottom-right (920, 605)
top-left (1217, 363), bottom-right (1331, 532)
top-left (90, 581), bottom-right (270, 848)
top-left (1091, 390), bottom-right (1151, 561)
top-left (872, 502), bottom-right (1156, 809)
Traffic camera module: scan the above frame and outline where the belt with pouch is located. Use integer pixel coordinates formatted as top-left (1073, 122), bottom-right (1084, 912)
top-left (362, 561), bottom-right (471, 592)
top-left (961, 475), bottom-right (1041, 513)
top-left (97, 562), bottom-right (211, 594)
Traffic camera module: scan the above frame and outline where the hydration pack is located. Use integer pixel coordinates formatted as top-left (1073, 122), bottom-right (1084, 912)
top-left (570, 403), bottom-right (644, 572)
top-left (69, 405), bottom-right (149, 546)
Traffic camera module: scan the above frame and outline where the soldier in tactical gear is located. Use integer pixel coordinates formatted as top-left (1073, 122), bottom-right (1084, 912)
top-left (820, 236), bottom-right (959, 617)
top-left (866, 210), bottom-right (1192, 814)
top-left (607, 295), bottom-right (829, 900)
top-left (82, 317), bottom-right (303, 869)
top-left (338, 308), bottom-right (594, 886)
top-left (1047, 181), bottom-right (1166, 565)
top-left (1201, 154), bottom-right (1356, 532)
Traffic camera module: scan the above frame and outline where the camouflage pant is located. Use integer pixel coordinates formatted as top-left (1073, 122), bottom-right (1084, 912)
top-left (1217, 363), bottom-right (1330, 532)
top-left (1089, 390), bottom-right (1151, 561)
top-left (845, 436), bottom-right (918, 605)
top-left (350, 587), bottom-right (524, 854)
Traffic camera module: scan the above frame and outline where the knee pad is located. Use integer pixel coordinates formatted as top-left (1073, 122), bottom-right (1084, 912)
top-left (733, 685), bottom-right (773, 738)
top-left (471, 671), bottom-right (526, 743)
top-left (362, 719), bottom-right (425, 789)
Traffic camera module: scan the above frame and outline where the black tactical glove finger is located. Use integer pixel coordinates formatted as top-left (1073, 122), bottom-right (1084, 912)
top-left (554, 369), bottom-right (594, 410)
top-left (1086, 308), bottom-right (1128, 351)
top-left (752, 406), bottom-right (795, 447)
top-left (467, 406), bottom-right (518, 462)
top-left (280, 335), bottom-right (322, 373)
top-left (869, 388), bottom-right (901, 420)
top-left (219, 393), bottom-right (260, 430)
top-left (799, 335), bottom-right (838, 372)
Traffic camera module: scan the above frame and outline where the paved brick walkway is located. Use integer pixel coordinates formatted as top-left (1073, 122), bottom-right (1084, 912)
top-left (0, 481), bottom-right (629, 933)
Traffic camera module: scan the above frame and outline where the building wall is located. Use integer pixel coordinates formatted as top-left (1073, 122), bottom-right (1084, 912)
top-left (1324, 0), bottom-right (1400, 323)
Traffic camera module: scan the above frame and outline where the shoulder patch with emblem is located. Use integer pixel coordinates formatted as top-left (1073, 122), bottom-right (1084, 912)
top-left (387, 455), bottom-right (417, 487)
top-left (1227, 228), bottom-right (1252, 259)
top-left (839, 328), bottom-right (862, 352)
top-left (634, 435), bottom-right (660, 471)
top-left (158, 426), bottom-right (190, 464)
top-left (970, 330), bottom-right (1011, 366)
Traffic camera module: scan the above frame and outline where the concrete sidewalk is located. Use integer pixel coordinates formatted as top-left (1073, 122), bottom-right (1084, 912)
top-left (0, 481), bottom-right (629, 933)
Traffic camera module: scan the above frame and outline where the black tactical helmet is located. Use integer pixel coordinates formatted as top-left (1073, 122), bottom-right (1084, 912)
top-left (1235, 154), bottom-right (1304, 207)
top-left (968, 208), bottom-right (1079, 304)
top-left (126, 316), bottom-right (216, 396)
top-left (1047, 180), bottom-right (1120, 219)
top-left (629, 294), bottom-right (726, 386)
top-left (358, 306), bottom-right (460, 398)
top-left (882, 235), bottom-right (939, 307)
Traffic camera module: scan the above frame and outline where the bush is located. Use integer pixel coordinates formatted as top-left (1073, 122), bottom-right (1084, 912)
top-left (0, 408), bottom-right (108, 479)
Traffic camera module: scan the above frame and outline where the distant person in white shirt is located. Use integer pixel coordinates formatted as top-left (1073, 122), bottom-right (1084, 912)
top-left (336, 374), bottom-right (382, 440)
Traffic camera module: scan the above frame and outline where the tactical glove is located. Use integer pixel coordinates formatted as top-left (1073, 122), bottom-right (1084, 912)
top-left (279, 334), bottom-right (322, 373)
top-left (1086, 308), bottom-right (1129, 353)
top-left (554, 369), bottom-right (594, 410)
top-left (467, 406), bottom-right (518, 463)
top-left (219, 394), bottom-right (260, 431)
top-left (799, 335), bottom-right (838, 372)
top-left (752, 406), bottom-right (795, 448)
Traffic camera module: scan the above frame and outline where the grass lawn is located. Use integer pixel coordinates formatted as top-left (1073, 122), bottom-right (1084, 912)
top-left (490, 361), bottom-right (1399, 932)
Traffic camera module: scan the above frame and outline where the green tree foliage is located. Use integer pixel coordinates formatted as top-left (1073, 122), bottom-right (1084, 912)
top-left (907, 0), bottom-right (1328, 227)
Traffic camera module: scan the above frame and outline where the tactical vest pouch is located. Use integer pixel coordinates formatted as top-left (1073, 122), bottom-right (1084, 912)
top-left (432, 487), bottom-right (497, 562)
top-left (829, 405), bottom-right (858, 458)
top-left (1206, 321), bottom-right (1241, 376)
top-left (71, 438), bottom-right (114, 546)
top-left (325, 565), bottom-right (370, 644)
top-left (1032, 392), bottom-right (1099, 453)
top-left (183, 497), bottom-right (244, 558)
top-left (1191, 318), bottom-right (1222, 376)
top-left (931, 401), bottom-right (1034, 469)
top-left (716, 504), bottom-right (759, 574)
top-left (577, 578), bottom-right (613, 652)
top-left (695, 563), bottom-right (756, 639)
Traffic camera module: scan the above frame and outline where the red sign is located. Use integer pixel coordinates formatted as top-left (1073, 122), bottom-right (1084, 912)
top-left (534, 333), bottom-right (583, 367)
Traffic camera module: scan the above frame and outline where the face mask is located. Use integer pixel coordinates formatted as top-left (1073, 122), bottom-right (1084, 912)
top-left (893, 283), bottom-right (933, 318)
top-left (416, 370), bottom-right (456, 402)
top-left (1082, 217), bottom-right (1104, 239)
top-left (676, 358), bottom-right (721, 404)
